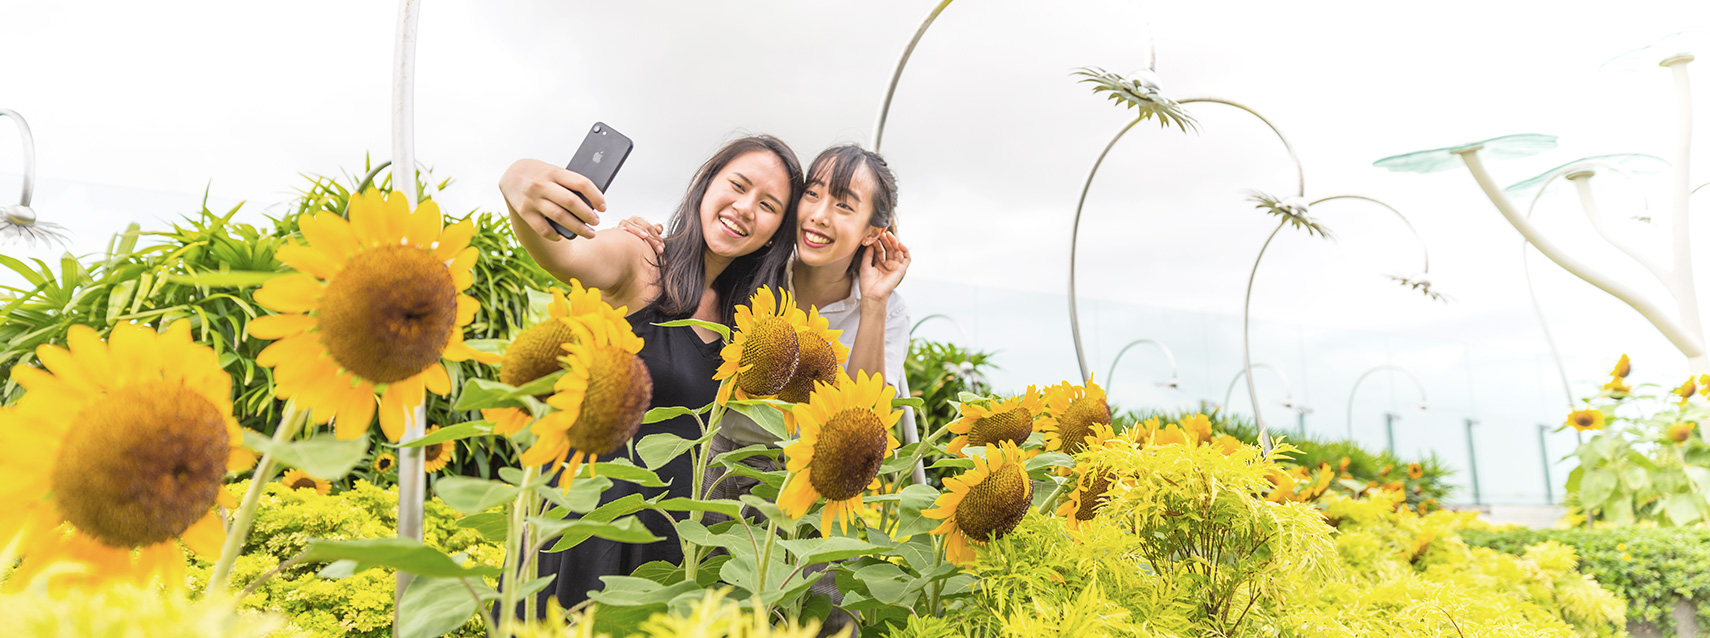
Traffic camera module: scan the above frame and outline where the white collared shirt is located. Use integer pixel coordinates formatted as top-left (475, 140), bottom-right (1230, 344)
top-left (720, 268), bottom-right (915, 448)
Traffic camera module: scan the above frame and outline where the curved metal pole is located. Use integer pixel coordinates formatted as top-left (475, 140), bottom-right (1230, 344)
top-left (1309, 195), bottom-right (1430, 273)
top-left (1221, 362), bottom-right (1295, 417)
top-left (909, 313), bottom-right (971, 344)
top-left (390, 0), bottom-right (426, 608)
top-left (1345, 364), bottom-right (1428, 440)
top-left (1241, 220), bottom-right (1287, 453)
top-left (1178, 97), bottom-right (1304, 198)
top-left (1067, 116), bottom-right (1144, 382)
top-left (0, 109), bottom-right (36, 207)
top-left (871, 0), bottom-right (954, 153)
top-left (1107, 338), bottom-right (1179, 391)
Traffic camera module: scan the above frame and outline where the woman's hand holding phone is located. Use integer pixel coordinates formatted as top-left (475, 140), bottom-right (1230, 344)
top-left (498, 159), bottom-right (607, 241)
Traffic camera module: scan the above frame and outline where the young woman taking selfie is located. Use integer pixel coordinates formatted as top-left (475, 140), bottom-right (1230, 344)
top-left (497, 135), bottom-right (804, 611)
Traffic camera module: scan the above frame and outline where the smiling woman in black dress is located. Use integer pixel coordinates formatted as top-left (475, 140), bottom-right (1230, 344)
top-left (498, 135), bottom-right (804, 610)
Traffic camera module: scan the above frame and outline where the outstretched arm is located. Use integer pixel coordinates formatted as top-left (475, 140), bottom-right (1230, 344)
top-left (500, 159), bottom-right (655, 309)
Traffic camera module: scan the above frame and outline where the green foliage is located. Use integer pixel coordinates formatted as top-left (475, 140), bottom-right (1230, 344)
top-left (185, 480), bottom-right (503, 638)
top-left (0, 159), bottom-right (559, 481)
top-left (1560, 379), bottom-right (1710, 526)
top-left (517, 588), bottom-right (845, 638)
top-left (1464, 526), bottom-right (1710, 636)
top-left (905, 338), bottom-right (994, 430)
top-left (1120, 408), bottom-right (1456, 508)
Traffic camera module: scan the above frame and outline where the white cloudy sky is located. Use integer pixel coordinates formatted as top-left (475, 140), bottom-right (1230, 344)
top-left (2, 0), bottom-right (1709, 401)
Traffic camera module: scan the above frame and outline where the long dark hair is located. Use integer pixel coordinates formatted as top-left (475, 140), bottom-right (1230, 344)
top-left (644, 135), bottom-right (805, 326)
top-left (806, 144), bottom-right (899, 275)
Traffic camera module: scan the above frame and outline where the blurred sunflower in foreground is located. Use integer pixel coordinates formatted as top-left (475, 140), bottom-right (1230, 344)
top-left (926, 440), bottom-right (1033, 564)
top-left (1, 321), bottom-right (251, 592)
top-left (778, 371), bottom-right (901, 536)
top-left (247, 189), bottom-right (498, 441)
top-left (714, 286), bottom-right (807, 404)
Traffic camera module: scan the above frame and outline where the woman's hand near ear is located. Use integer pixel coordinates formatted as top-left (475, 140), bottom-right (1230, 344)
top-left (858, 230), bottom-right (911, 303)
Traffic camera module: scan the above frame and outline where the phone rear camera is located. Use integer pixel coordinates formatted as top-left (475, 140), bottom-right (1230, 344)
top-left (593, 124), bottom-right (603, 133)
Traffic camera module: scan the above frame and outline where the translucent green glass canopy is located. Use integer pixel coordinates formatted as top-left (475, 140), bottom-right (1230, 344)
top-left (1373, 134), bottom-right (1558, 174)
top-left (1504, 153), bottom-right (1669, 195)
top-left (1601, 31), bottom-right (1708, 72)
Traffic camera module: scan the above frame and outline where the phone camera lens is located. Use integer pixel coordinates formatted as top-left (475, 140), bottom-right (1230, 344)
top-left (593, 124), bottom-right (603, 133)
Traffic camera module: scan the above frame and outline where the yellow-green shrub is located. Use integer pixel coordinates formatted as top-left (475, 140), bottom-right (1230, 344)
top-left (0, 583), bottom-right (290, 638)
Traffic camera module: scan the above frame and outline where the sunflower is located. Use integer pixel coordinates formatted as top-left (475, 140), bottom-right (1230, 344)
top-left (1610, 354), bottom-right (1632, 379)
top-left (778, 371), bottom-right (902, 536)
top-left (1567, 409), bottom-right (1606, 432)
top-left (280, 469), bottom-right (331, 495)
top-left (1210, 434), bottom-right (1245, 456)
top-left (776, 307), bottom-right (849, 405)
top-left (1668, 421), bottom-right (1696, 444)
top-left (1180, 413), bottom-right (1214, 445)
top-left (373, 453), bottom-right (397, 474)
top-left (1676, 379), bottom-right (1698, 404)
top-left (714, 286), bottom-right (808, 404)
top-left (247, 189), bottom-right (499, 442)
top-left (1056, 465), bottom-right (1116, 532)
top-left (1603, 378), bottom-right (1631, 395)
top-left (522, 314), bottom-right (653, 484)
top-left (1265, 467), bottom-right (1302, 503)
top-left (485, 282), bottom-right (627, 436)
top-left (1037, 378), bottom-right (1112, 455)
top-left (925, 440), bottom-right (1033, 565)
top-left (0, 321), bottom-right (250, 592)
top-left (1406, 463), bottom-right (1424, 480)
top-left (421, 426), bottom-right (454, 473)
top-left (946, 387), bottom-right (1042, 457)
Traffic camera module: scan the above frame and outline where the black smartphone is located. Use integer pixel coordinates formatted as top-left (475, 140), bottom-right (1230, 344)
top-left (550, 121), bottom-right (634, 240)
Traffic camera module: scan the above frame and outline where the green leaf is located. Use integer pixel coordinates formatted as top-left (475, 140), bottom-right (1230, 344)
top-left (738, 494), bottom-right (798, 527)
top-left (455, 512), bottom-right (508, 542)
top-left (726, 399), bottom-right (791, 442)
top-left (397, 576), bottom-right (491, 638)
top-left (587, 576), bottom-right (702, 608)
top-left (1025, 451), bottom-right (1075, 472)
top-left (891, 397), bottom-right (926, 412)
top-left (888, 484), bottom-right (944, 541)
top-left (1626, 449), bottom-right (1662, 473)
top-left (778, 537), bottom-right (891, 565)
top-left (653, 497), bottom-right (744, 519)
top-left (435, 477), bottom-right (521, 515)
top-left (652, 318), bottom-right (730, 342)
top-left (539, 516), bottom-right (664, 550)
top-left (636, 433), bottom-right (699, 470)
top-left (396, 421), bottom-right (492, 448)
top-left (166, 271), bottom-right (285, 287)
top-left (1686, 467), bottom-right (1710, 495)
top-left (588, 460), bottom-right (668, 487)
top-left (243, 431), bottom-right (369, 481)
top-left (929, 457), bottom-right (975, 471)
top-left (1565, 466), bottom-right (1584, 493)
top-left (1579, 469), bottom-right (1618, 509)
top-left (711, 444), bottom-right (779, 468)
top-left (1620, 465), bottom-right (1652, 492)
top-left (535, 476), bottom-right (612, 513)
top-left (544, 494), bottom-right (656, 551)
top-left (298, 538), bottom-right (501, 577)
top-left (1663, 492), bottom-right (1703, 525)
top-left (511, 370), bottom-right (566, 398)
top-left (452, 378), bottom-right (529, 412)
top-left (643, 404), bottom-right (711, 425)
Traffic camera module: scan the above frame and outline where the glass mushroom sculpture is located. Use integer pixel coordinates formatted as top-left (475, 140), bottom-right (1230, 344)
top-left (1377, 35), bottom-right (1710, 373)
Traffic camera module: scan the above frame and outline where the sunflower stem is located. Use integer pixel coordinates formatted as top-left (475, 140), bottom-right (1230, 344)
top-left (1036, 476), bottom-right (1072, 516)
top-left (498, 464), bottom-right (538, 634)
top-left (208, 401), bottom-right (307, 594)
top-left (682, 401), bottom-right (723, 584)
top-left (756, 519), bottom-right (779, 594)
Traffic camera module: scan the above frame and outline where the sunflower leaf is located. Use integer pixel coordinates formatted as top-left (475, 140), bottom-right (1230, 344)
top-left (534, 475), bottom-right (613, 513)
top-left (435, 477), bottom-right (521, 515)
top-left (1026, 452), bottom-right (1075, 472)
top-left (891, 397), bottom-right (926, 412)
top-left (653, 497), bottom-right (745, 519)
top-left (643, 404), bottom-right (709, 425)
top-left (778, 537), bottom-right (892, 565)
top-left (726, 399), bottom-right (791, 442)
top-left (165, 270), bottom-right (285, 288)
top-left (455, 512), bottom-right (508, 542)
top-left (395, 421), bottom-right (491, 448)
top-left (452, 378), bottom-right (529, 411)
top-left (299, 538), bottom-right (501, 577)
top-left (244, 431), bottom-right (369, 481)
top-left (397, 576), bottom-right (494, 638)
top-left (652, 318), bottom-right (731, 343)
top-left (510, 370), bottom-right (565, 398)
top-left (636, 433), bottom-right (699, 470)
top-left (538, 515), bottom-right (663, 550)
top-left (587, 460), bottom-right (669, 487)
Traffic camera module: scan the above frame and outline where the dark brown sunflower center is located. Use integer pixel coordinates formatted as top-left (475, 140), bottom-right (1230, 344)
top-left (564, 346), bottom-right (653, 456)
top-left (51, 382), bottom-right (228, 548)
top-left (1057, 398), bottom-right (1111, 454)
top-left (1074, 471), bottom-right (1113, 521)
top-left (317, 245), bottom-right (458, 383)
top-left (424, 441), bottom-right (449, 462)
top-left (1573, 413), bottom-right (1596, 427)
top-left (376, 456), bottom-right (396, 472)
top-left (955, 464), bottom-right (1031, 542)
top-left (289, 476), bottom-right (319, 490)
top-left (968, 407), bottom-right (1033, 448)
top-left (809, 408), bottom-right (888, 502)
top-left (736, 317), bottom-right (799, 397)
top-left (501, 319), bottom-right (580, 395)
top-left (777, 331), bottom-right (839, 404)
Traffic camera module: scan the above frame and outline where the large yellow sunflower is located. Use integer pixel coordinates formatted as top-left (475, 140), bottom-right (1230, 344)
top-left (484, 282), bottom-right (625, 436)
top-left (247, 189), bottom-right (499, 442)
top-left (280, 469), bottom-right (331, 495)
top-left (776, 307), bottom-right (849, 405)
top-left (0, 321), bottom-right (249, 592)
top-left (778, 371), bottom-right (902, 536)
top-left (925, 440), bottom-right (1033, 565)
top-left (714, 286), bottom-right (808, 404)
top-left (1037, 378), bottom-right (1112, 455)
top-left (946, 387), bottom-right (1042, 457)
top-left (522, 314), bottom-right (653, 484)
top-left (1056, 465), bottom-right (1116, 533)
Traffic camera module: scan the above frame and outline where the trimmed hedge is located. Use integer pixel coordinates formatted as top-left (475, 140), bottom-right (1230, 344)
top-left (1462, 527), bottom-right (1710, 637)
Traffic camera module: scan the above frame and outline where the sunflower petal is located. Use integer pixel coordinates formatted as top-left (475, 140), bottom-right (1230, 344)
top-left (434, 219), bottom-right (477, 261)
top-left (300, 211), bottom-right (361, 259)
top-left (404, 199), bottom-right (444, 248)
top-left (178, 511), bottom-right (226, 559)
top-left (247, 314), bottom-right (319, 340)
top-left (276, 244), bottom-right (344, 280)
top-left (254, 274), bottom-right (324, 314)
top-left (335, 385), bottom-right (378, 440)
top-left (422, 363), bottom-right (451, 395)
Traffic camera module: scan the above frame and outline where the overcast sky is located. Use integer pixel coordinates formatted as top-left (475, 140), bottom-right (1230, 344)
top-left (2, 0), bottom-right (1709, 399)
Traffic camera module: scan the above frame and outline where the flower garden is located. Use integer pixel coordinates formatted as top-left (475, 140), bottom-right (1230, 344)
top-left (5, 4), bottom-right (1710, 638)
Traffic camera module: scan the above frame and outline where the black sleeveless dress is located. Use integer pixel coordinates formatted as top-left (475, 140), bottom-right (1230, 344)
top-left (534, 306), bottom-right (722, 611)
